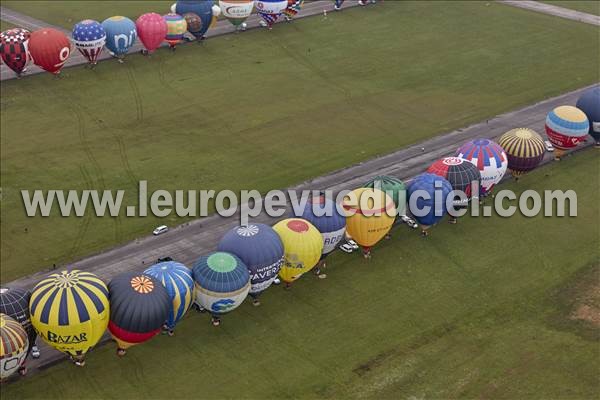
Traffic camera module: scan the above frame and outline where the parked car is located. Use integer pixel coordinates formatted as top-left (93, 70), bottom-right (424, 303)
top-left (544, 140), bottom-right (554, 152)
top-left (157, 256), bottom-right (173, 263)
top-left (152, 225), bottom-right (169, 235)
top-left (400, 215), bottom-right (419, 229)
top-left (339, 243), bottom-right (354, 253)
top-left (346, 239), bottom-right (359, 250)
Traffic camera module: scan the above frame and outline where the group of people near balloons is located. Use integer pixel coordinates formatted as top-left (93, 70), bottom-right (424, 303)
top-left (0, 0), bottom-right (378, 77)
top-left (0, 86), bottom-right (598, 380)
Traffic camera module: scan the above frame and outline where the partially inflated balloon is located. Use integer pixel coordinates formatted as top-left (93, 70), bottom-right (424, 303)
top-left (143, 262), bottom-right (194, 332)
top-left (72, 19), bottom-right (106, 65)
top-left (220, 0), bottom-right (254, 26)
top-left (333, 0), bottom-right (345, 9)
top-left (29, 270), bottom-right (109, 363)
top-left (283, 0), bottom-right (305, 19)
top-left (363, 175), bottom-right (406, 216)
top-left (343, 188), bottom-right (395, 256)
top-left (255, 0), bottom-right (288, 28)
top-left (28, 28), bottom-right (71, 75)
top-left (0, 314), bottom-right (28, 379)
top-left (192, 252), bottom-right (250, 315)
top-left (498, 128), bottom-right (545, 177)
top-left (273, 219), bottom-right (323, 283)
top-left (0, 287), bottom-right (36, 357)
top-left (108, 273), bottom-right (170, 354)
top-left (163, 13), bottom-right (187, 48)
top-left (427, 157), bottom-right (481, 207)
top-left (102, 16), bottom-right (137, 58)
top-left (175, 1), bottom-right (214, 38)
top-left (0, 28), bottom-right (31, 75)
top-left (183, 13), bottom-right (203, 37)
top-left (576, 87), bottom-right (600, 146)
top-left (217, 224), bottom-right (284, 297)
top-left (407, 173), bottom-right (452, 235)
top-left (136, 13), bottom-right (168, 53)
top-left (545, 106), bottom-right (589, 159)
top-left (456, 138), bottom-right (507, 196)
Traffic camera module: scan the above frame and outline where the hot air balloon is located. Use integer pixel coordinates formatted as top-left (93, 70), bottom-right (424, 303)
top-left (545, 106), bottom-right (590, 159)
top-left (456, 138), bottom-right (507, 196)
top-left (163, 13), bottom-right (187, 49)
top-left (136, 13), bottom-right (168, 54)
top-left (427, 157), bottom-right (481, 223)
top-left (498, 128), bottom-right (546, 178)
top-left (0, 287), bottom-right (38, 359)
top-left (0, 28), bottom-right (31, 77)
top-left (72, 19), bottom-right (106, 66)
top-left (363, 175), bottom-right (407, 216)
top-left (293, 195), bottom-right (346, 276)
top-left (183, 12), bottom-right (203, 38)
top-left (219, 0), bottom-right (254, 28)
top-left (143, 261), bottom-right (194, 335)
top-left (29, 270), bottom-right (109, 366)
top-left (28, 28), bottom-right (71, 75)
top-left (334, 0), bottom-right (345, 10)
top-left (576, 87), bottom-right (600, 147)
top-left (407, 173), bottom-right (452, 236)
top-left (255, 0), bottom-right (288, 29)
top-left (342, 188), bottom-right (395, 257)
top-left (175, 1), bottom-right (214, 39)
top-left (272, 219), bottom-right (323, 285)
top-left (108, 272), bottom-right (170, 356)
top-left (192, 252), bottom-right (250, 326)
top-left (0, 314), bottom-right (28, 379)
top-left (217, 224), bottom-right (284, 306)
top-left (101, 16), bottom-right (137, 61)
top-left (283, 0), bottom-right (305, 20)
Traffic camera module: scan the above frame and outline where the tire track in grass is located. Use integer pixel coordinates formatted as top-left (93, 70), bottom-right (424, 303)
top-left (126, 63), bottom-right (144, 122)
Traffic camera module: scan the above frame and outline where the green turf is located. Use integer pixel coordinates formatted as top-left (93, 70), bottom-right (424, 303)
top-left (1, 2), bottom-right (600, 282)
top-left (1, 1), bottom-right (174, 29)
top-left (1, 149), bottom-right (598, 399)
top-left (541, 1), bottom-right (600, 16)
top-left (0, 20), bottom-right (18, 31)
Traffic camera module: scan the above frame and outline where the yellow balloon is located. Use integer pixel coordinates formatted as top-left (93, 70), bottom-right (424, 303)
top-left (343, 188), bottom-right (396, 253)
top-left (29, 270), bottom-right (109, 360)
top-left (273, 218), bottom-right (323, 283)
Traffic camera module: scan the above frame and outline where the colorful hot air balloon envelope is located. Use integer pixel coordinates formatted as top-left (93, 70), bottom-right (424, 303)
top-left (498, 128), bottom-right (546, 177)
top-left (363, 175), bottom-right (407, 216)
top-left (273, 219), bottom-right (323, 283)
top-left (0, 314), bottom-right (28, 379)
top-left (163, 13), bottom-right (187, 48)
top-left (334, 0), bottom-right (345, 10)
top-left (456, 138), bottom-right (507, 196)
top-left (283, 0), bottom-right (305, 19)
top-left (108, 272), bottom-right (170, 355)
top-left (217, 224), bottom-right (284, 301)
top-left (255, 0), bottom-right (288, 28)
top-left (407, 173), bottom-right (452, 236)
top-left (293, 195), bottom-right (346, 260)
top-left (29, 270), bottom-right (109, 364)
top-left (28, 28), bottom-right (71, 75)
top-left (143, 261), bottom-right (194, 333)
top-left (343, 188), bottom-right (395, 256)
top-left (175, 1), bottom-right (214, 38)
top-left (219, 0), bottom-right (254, 26)
top-left (0, 287), bottom-right (36, 358)
top-left (192, 252), bottom-right (251, 317)
top-left (0, 28), bottom-right (31, 76)
top-left (183, 12), bottom-right (203, 37)
top-left (576, 87), bottom-right (600, 146)
top-left (72, 19), bottom-right (106, 65)
top-left (545, 105), bottom-right (590, 159)
top-left (136, 12), bottom-right (168, 53)
top-left (427, 157), bottom-right (481, 207)
top-left (102, 16), bottom-right (137, 58)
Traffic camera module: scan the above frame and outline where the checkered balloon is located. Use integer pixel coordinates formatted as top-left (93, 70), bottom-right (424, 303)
top-left (0, 28), bottom-right (31, 75)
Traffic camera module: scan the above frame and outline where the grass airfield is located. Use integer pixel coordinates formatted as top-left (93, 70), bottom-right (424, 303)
top-left (1, 1), bottom-right (599, 281)
top-left (1, 149), bottom-right (598, 399)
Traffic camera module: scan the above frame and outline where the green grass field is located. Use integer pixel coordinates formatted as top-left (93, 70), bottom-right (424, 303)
top-left (541, 1), bottom-right (600, 15)
top-left (1, 2), bottom-right (599, 282)
top-left (1, 149), bottom-right (598, 399)
top-left (0, 20), bottom-right (18, 31)
top-left (1, 1), bottom-right (173, 29)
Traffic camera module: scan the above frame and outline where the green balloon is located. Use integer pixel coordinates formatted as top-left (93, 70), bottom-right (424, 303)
top-left (363, 175), bottom-right (407, 216)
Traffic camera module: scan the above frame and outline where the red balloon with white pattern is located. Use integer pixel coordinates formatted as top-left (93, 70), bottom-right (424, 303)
top-left (0, 28), bottom-right (31, 75)
top-left (28, 28), bottom-right (71, 75)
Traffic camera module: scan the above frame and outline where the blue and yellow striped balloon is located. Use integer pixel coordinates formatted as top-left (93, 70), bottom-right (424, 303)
top-left (144, 262), bottom-right (194, 330)
top-left (29, 270), bottom-right (109, 359)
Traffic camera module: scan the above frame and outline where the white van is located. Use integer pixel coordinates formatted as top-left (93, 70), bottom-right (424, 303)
top-left (152, 225), bottom-right (168, 235)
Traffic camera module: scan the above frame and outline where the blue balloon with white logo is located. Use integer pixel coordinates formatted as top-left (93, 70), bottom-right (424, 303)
top-left (407, 173), bottom-right (452, 231)
top-left (101, 16), bottom-right (137, 58)
top-left (218, 224), bottom-right (284, 298)
top-left (293, 195), bottom-right (346, 260)
top-left (143, 261), bottom-right (194, 332)
top-left (174, 1), bottom-right (213, 38)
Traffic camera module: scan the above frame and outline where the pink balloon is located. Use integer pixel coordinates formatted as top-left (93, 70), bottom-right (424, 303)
top-left (136, 13), bottom-right (168, 53)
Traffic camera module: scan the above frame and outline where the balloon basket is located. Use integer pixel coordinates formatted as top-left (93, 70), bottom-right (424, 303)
top-left (116, 348), bottom-right (126, 357)
top-left (252, 298), bottom-right (261, 307)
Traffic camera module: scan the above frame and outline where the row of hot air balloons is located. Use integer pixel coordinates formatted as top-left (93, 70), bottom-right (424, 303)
top-left (0, 0), bottom-right (356, 76)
